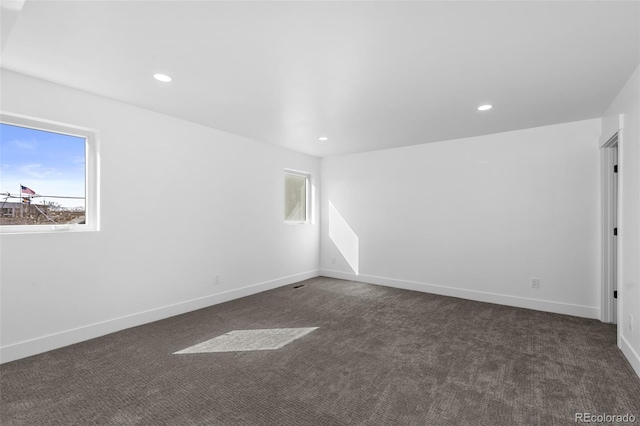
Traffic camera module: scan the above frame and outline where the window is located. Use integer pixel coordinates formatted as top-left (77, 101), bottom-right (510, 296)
top-left (0, 112), bottom-right (99, 233)
top-left (284, 170), bottom-right (309, 224)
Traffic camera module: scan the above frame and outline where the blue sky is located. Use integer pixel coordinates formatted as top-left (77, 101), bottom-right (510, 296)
top-left (0, 123), bottom-right (86, 209)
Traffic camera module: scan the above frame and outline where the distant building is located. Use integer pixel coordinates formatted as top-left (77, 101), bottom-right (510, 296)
top-left (0, 202), bottom-right (24, 217)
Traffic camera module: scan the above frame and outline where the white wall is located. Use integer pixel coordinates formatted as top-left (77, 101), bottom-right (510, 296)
top-left (0, 70), bottom-right (320, 363)
top-left (321, 119), bottom-right (601, 319)
top-left (602, 65), bottom-right (640, 377)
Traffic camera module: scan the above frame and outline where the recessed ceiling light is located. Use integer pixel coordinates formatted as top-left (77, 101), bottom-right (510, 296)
top-left (477, 104), bottom-right (492, 111)
top-left (153, 73), bottom-right (172, 82)
top-left (318, 136), bottom-right (328, 141)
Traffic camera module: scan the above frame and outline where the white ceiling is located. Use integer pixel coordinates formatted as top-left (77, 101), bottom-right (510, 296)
top-left (1, 1), bottom-right (639, 157)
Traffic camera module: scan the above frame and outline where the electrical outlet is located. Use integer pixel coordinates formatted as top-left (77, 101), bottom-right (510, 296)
top-left (630, 314), bottom-right (634, 332)
top-left (214, 274), bottom-right (221, 285)
top-left (530, 278), bottom-right (540, 289)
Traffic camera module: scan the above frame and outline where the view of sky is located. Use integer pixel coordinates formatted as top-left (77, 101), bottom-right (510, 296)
top-left (0, 123), bottom-right (86, 209)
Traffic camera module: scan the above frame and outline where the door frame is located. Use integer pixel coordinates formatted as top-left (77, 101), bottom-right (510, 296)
top-left (600, 130), bottom-right (621, 325)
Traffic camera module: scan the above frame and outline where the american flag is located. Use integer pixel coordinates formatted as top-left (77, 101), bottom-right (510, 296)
top-left (21, 185), bottom-right (36, 195)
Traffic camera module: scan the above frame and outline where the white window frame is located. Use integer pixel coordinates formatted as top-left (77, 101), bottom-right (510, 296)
top-left (0, 111), bottom-right (100, 234)
top-left (284, 169), bottom-right (311, 225)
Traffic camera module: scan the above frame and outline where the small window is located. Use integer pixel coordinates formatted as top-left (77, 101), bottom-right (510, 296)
top-left (0, 112), bottom-right (99, 233)
top-left (284, 170), bottom-right (309, 224)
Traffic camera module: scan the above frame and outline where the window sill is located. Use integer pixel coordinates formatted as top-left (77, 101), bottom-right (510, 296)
top-left (0, 224), bottom-right (98, 235)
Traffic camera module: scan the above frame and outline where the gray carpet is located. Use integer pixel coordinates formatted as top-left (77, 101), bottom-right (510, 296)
top-left (2, 277), bottom-right (639, 425)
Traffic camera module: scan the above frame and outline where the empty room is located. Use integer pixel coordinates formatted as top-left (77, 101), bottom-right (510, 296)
top-left (1, 1), bottom-right (640, 425)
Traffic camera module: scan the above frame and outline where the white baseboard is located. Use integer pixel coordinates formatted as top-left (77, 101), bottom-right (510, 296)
top-left (1, 270), bottom-right (320, 364)
top-left (320, 269), bottom-right (600, 319)
top-left (620, 335), bottom-right (640, 379)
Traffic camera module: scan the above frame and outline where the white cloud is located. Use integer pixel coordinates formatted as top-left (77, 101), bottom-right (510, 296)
top-left (18, 163), bottom-right (56, 179)
top-left (11, 140), bottom-right (35, 150)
